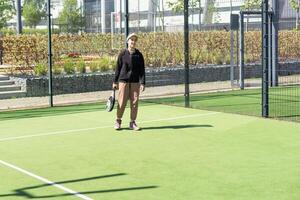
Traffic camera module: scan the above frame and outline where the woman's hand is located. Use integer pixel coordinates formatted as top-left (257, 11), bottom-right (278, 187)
top-left (140, 84), bottom-right (145, 92)
top-left (112, 83), bottom-right (118, 90)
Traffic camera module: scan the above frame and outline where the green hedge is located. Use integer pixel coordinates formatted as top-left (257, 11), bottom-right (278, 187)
top-left (1, 31), bottom-right (300, 69)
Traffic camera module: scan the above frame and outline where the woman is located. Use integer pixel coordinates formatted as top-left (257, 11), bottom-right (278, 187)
top-left (112, 33), bottom-right (145, 131)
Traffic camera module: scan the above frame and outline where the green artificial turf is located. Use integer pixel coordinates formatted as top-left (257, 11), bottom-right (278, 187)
top-left (0, 103), bottom-right (300, 200)
top-left (143, 86), bottom-right (300, 122)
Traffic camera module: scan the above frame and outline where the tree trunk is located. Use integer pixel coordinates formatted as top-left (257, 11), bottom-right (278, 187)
top-left (297, 1), bottom-right (300, 29)
top-left (199, 0), bottom-right (201, 30)
top-left (148, 0), bottom-right (158, 31)
top-left (203, 0), bottom-right (215, 24)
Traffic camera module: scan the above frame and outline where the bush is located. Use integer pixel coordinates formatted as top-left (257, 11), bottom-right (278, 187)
top-left (0, 28), bottom-right (16, 35)
top-left (225, 55), bottom-right (231, 65)
top-left (245, 55), bottom-right (252, 63)
top-left (76, 59), bottom-right (86, 73)
top-left (53, 66), bottom-right (63, 75)
top-left (110, 58), bottom-right (117, 70)
top-left (63, 60), bottom-right (76, 74)
top-left (2, 34), bottom-right (48, 68)
top-left (23, 28), bottom-right (60, 35)
top-left (89, 56), bottom-right (113, 73)
top-left (34, 63), bottom-right (47, 76)
top-left (98, 57), bottom-right (110, 72)
top-left (89, 61), bottom-right (99, 73)
top-left (213, 52), bottom-right (224, 65)
top-left (0, 28), bottom-right (60, 35)
top-left (2, 31), bottom-right (300, 72)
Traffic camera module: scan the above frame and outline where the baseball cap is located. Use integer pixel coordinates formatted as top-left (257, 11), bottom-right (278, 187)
top-left (126, 33), bottom-right (138, 42)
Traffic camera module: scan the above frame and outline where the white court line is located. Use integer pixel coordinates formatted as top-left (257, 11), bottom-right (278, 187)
top-left (0, 112), bottom-right (218, 142)
top-left (0, 159), bottom-right (93, 200)
top-left (0, 112), bottom-right (218, 199)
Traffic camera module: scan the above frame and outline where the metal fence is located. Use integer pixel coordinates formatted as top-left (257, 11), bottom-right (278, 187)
top-left (268, 0), bottom-right (300, 122)
top-left (0, 0), bottom-right (299, 122)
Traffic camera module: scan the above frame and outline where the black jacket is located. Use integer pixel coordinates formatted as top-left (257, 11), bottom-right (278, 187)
top-left (114, 49), bottom-right (145, 85)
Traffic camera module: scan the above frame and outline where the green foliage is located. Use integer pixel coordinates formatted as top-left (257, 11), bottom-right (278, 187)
top-left (89, 61), bottom-right (99, 73)
top-left (63, 59), bottom-right (76, 74)
top-left (98, 57), bottom-right (110, 72)
top-left (90, 58), bottom-right (107, 72)
top-left (53, 66), bottom-right (63, 75)
top-left (209, 1), bottom-right (220, 23)
top-left (76, 59), bottom-right (86, 73)
top-left (110, 58), bottom-right (117, 71)
top-left (213, 52), bottom-right (224, 65)
top-left (34, 63), bottom-right (47, 76)
top-left (89, 56), bottom-right (115, 73)
top-left (22, 0), bottom-right (46, 28)
top-left (0, 0), bottom-right (14, 29)
top-left (290, 0), bottom-right (300, 10)
top-left (224, 55), bottom-right (231, 65)
top-left (0, 28), bottom-right (15, 35)
top-left (23, 28), bottom-right (60, 34)
top-left (2, 31), bottom-right (300, 72)
top-left (242, 0), bottom-right (261, 10)
top-left (167, 0), bottom-right (217, 24)
top-left (290, 0), bottom-right (300, 29)
top-left (167, 0), bottom-right (184, 13)
top-left (167, 0), bottom-right (199, 13)
top-left (0, 28), bottom-right (60, 35)
top-left (58, 0), bottom-right (84, 33)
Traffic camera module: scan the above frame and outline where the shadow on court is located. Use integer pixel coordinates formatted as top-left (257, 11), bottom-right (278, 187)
top-left (0, 173), bottom-right (158, 199)
top-left (141, 124), bottom-right (213, 130)
top-left (117, 124), bottom-right (213, 131)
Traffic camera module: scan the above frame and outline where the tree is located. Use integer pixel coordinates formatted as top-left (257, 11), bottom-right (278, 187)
top-left (241, 0), bottom-right (261, 31)
top-left (167, 0), bottom-right (219, 27)
top-left (22, 0), bottom-right (46, 28)
top-left (290, 0), bottom-right (300, 30)
top-left (242, 0), bottom-right (261, 10)
top-left (148, 0), bottom-right (165, 31)
top-left (167, 0), bottom-right (216, 25)
top-left (58, 0), bottom-right (84, 33)
top-left (203, 0), bottom-right (217, 24)
top-left (167, 0), bottom-right (198, 13)
top-left (0, 0), bottom-right (14, 29)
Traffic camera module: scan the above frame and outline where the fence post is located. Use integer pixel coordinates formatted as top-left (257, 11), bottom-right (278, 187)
top-left (239, 12), bottom-right (244, 90)
top-left (262, 0), bottom-right (269, 117)
top-left (47, 0), bottom-right (53, 107)
top-left (124, 0), bottom-right (129, 47)
top-left (184, 0), bottom-right (190, 107)
top-left (271, 0), bottom-right (279, 86)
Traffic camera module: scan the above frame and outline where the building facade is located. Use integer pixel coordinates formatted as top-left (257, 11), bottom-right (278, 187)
top-left (9, 0), bottom-right (300, 33)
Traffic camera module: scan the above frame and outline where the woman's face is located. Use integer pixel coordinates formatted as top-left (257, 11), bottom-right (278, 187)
top-left (128, 36), bottom-right (137, 49)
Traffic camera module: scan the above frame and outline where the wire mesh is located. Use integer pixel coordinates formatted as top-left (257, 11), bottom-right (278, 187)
top-left (268, 0), bottom-right (300, 122)
top-left (0, 0), bottom-right (299, 123)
